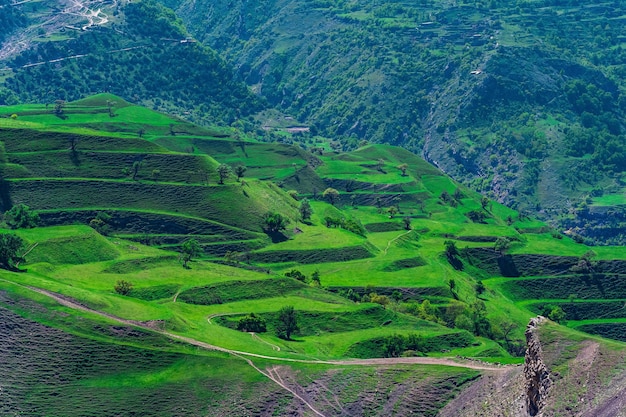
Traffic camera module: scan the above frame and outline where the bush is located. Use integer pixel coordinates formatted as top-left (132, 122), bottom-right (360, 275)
top-left (114, 280), bottom-right (133, 295)
top-left (4, 204), bottom-right (39, 229)
top-left (237, 313), bottom-right (267, 333)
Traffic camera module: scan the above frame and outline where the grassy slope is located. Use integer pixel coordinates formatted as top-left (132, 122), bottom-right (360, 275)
top-left (1, 97), bottom-right (626, 414)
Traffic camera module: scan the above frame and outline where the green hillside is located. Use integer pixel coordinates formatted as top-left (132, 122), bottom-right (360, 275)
top-left (1, 97), bottom-right (625, 415)
top-left (157, 0), bottom-right (626, 244)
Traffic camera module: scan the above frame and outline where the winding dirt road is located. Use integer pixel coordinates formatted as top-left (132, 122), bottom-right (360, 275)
top-left (23, 286), bottom-right (513, 416)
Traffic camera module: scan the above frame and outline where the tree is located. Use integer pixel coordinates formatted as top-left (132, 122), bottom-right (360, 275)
top-left (448, 278), bottom-right (457, 298)
top-left (387, 206), bottom-right (398, 218)
top-left (444, 240), bottom-right (459, 258)
top-left (311, 270), bottom-right (321, 286)
top-left (4, 204), bottom-right (39, 229)
top-left (180, 238), bottom-right (201, 268)
top-left (234, 165), bottom-right (247, 181)
top-left (132, 161), bottom-right (142, 181)
top-left (494, 237), bottom-right (511, 255)
top-left (570, 250), bottom-right (597, 273)
top-left (151, 169), bottom-right (161, 182)
top-left (69, 136), bottom-right (79, 152)
top-left (53, 100), bottom-right (65, 117)
top-left (547, 306), bottom-right (566, 323)
top-left (0, 233), bottom-right (24, 270)
top-left (453, 188), bottom-right (464, 201)
top-left (217, 164), bottom-right (231, 184)
top-left (285, 269), bottom-right (306, 282)
top-left (237, 313), bottom-right (266, 332)
top-left (383, 334), bottom-right (405, 357)
top-left (323, 187), bottom-right (340, 205)
top-left (263, 212), bottom-right (289, 233)
top-left (370, 292), bottom-right (391, 308)
top-left (299, 198), bottom-right (313, 221)
top-left (402, 216), bottom-right (412, 230)
top-left (106, 100), bottom-right (116, 117)
top-left (276, 305), bottom-right (299, 340)
top-left (114, 280), bottom-right (133, 295)
top-left (481, 196), bottom-right (490, 211)
top-left (397, 163), bottom-right (408, 176)
top-left (467, 209), bottom-right (487, 223)
top-left (475, 280), bottom-right (486, 296)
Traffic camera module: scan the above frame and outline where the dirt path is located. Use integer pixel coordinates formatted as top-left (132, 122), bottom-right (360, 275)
top-left (251, 332), bottom-right (281, 351)
top-left (25, 286), bottom-right (511, 372)
top-left (20, 286), bottom-right (513, 416)
top-left (383, 230), bottom-right (413, 255)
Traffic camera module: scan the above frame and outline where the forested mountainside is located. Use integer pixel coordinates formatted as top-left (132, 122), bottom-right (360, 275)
top-left (159, 0), bottom-right (626, 244)
top-left (2, 0), bottom-right (626, 243)
top-left (0, 0), bottom-right (263, 125)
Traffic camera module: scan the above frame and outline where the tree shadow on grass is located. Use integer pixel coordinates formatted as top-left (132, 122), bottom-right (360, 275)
top-left (266, 231), bottom-right (289, 243)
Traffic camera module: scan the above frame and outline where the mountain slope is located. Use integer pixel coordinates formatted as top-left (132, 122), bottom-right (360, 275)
top-left (0, 0), bottom-right (263, 125)
top-left (162, 0), bottom-right (626, 243)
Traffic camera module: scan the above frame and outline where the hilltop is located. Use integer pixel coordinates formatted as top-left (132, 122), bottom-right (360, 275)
top-left (0, 97), bottom-right (625, 415)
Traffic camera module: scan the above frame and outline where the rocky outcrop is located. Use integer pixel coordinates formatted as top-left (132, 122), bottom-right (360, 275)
top-left (524, 316), bottom-right (551, 416)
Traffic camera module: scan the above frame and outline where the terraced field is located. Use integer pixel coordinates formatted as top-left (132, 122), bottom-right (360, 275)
top-left (1, 95), bottom-right (626, 415)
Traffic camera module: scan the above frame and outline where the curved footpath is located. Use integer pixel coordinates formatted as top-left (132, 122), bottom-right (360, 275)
top-left (22, 286), bottom-right (513, 416)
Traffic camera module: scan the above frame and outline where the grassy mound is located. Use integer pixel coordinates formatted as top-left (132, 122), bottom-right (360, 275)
top-left (249, 244), bottom-right (376, 264)
top-left (20, 227), bottom-right (120, 265)
top-left (381, 256), bottom-right (428, 272)
top-left (177, 278), bottom-right (307, 305)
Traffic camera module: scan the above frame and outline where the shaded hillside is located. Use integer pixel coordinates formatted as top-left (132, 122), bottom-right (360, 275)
top-left (163, 0), bottom-right (626, 243)
top-left (0, 0), bottom-right (263, 125)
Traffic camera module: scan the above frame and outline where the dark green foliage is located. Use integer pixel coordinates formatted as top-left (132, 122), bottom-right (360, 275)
top-left (322, 187), bottom-right (339, 205)
top-left (236, 313), bottom-right (266, 333)
top-left (299, 198), bottom-right (312, 221)
top-left (529, 301), bottom-right (626, 321)
top-left (114, 280), bottom-right (134, 296)
top-left (177, 278), bottom-right (306, 305)
top-left (217, 164), bottom-right (231, 184)
top-left (284, 269), bottom-right (306, 282)
top-left (262, 211), bottom-right (289, 233)
top-left (494, 236), bottom-right (511, 255)
top-left (577, 323), bottom-right (626, 342)
top-left (180, 238), bottom-right (201, 268)
top-left (346, 331), bottom-right (474, 359)
top-left (276, 305), bottom-right (298, 340)
top-left (466, 210), bottom-right (487, 223)
top-left (89, 212), bottom-right (111, 235)
top-left (503, 274), bottom-right (626, 301)
top-left (475, 280), bottom-right (486, 296)
top-left (4, 203), bottom-right (38, 229)
top-left (444, 240), bottom-right (463, 271)
top-left (0, 233), bottom-right (24, 270)
top-left (234, 165), bottom-right (247, 181)
top-left (3, 1), bottom-right (263, 124)
top-left (332, 286), bottom-right (449, 303)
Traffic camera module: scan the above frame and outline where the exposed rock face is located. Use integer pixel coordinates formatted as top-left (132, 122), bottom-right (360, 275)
top-left (524, 316), bottom-right (551, 416)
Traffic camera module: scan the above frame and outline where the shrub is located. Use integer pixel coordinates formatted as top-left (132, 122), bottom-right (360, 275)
top-left (237, 313), bottom-right (267, 333)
